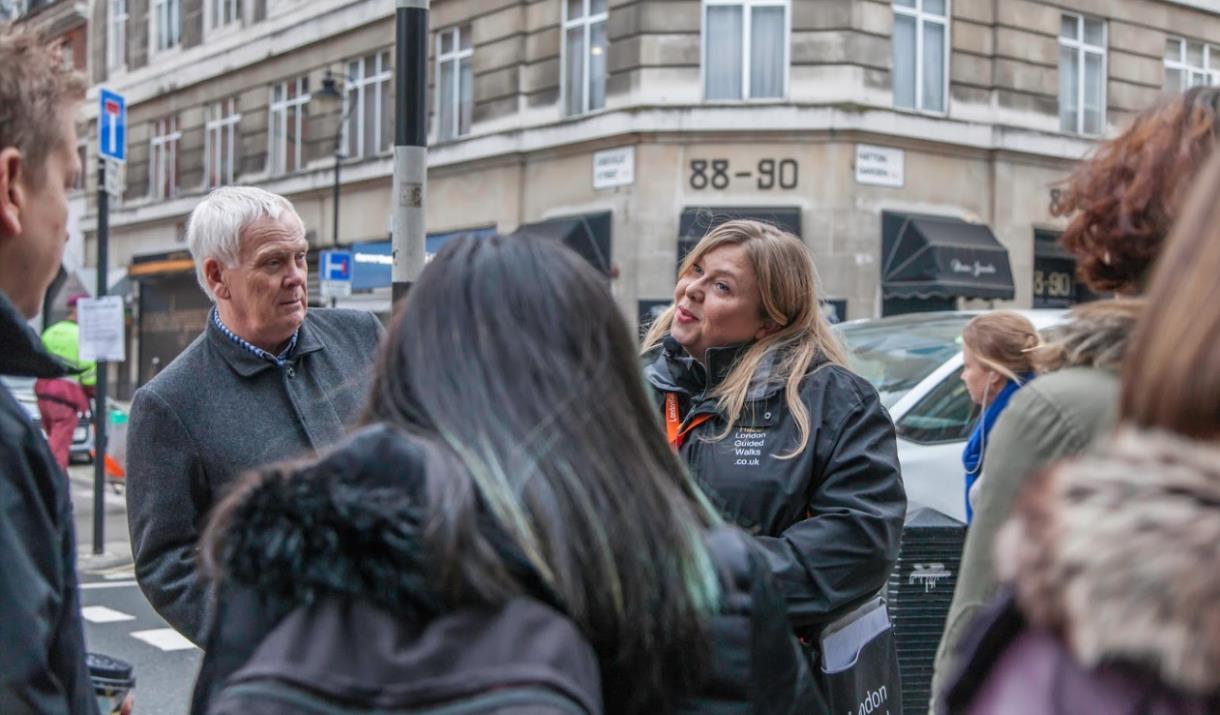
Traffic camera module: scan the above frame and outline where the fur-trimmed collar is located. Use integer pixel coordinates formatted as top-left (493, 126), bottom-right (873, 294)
top-left (996, 429), bottom-right (1220, 694)
top-left (1036, 299), bottom-right (1144, 372)
top-left (207, 424), bottom-right (442, 618)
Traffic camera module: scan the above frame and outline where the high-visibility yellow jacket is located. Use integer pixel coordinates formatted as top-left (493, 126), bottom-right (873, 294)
top-left (40, 320), bottom-right (96, 387)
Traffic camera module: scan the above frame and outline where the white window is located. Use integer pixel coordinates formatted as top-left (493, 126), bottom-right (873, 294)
top-left (149, 116), bottom-right (181, 200)
top-left (436, 25), bottom-right (473, 140)
top-left (703, 0), bottom-right (789, 101)
top-left (151, 0), bottom-right (180, 53)
top-left (107, 0), bottom-right (127, 71)
top-left (343, 50), bottom-right (393, 159)
top-left (208, 0), bottom-right (241, 33)
top-left (563, 0), bottom-right (608, 116)
top-left (892, 0), bottom-right (949, 113)
top-left (268, 77), bottom-right (310, 175)
top-left (1059, 13), bottom-right (1106, 136)
top-left (205, 98), bottom-right (240, 188)
top-left (1165, 38), bottom-right (1217, 91)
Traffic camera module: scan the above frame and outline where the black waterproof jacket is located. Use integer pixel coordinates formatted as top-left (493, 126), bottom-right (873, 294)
top-left (0, 291), bottom-right (98, 715)
top-left (191, 425), bottom-right (818, 715)
top-left (644, 336), bottom-right (906, 634)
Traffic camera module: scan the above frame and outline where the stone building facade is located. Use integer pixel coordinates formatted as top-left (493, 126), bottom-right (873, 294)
top-left (73, 0), bottom-right (1220, 394)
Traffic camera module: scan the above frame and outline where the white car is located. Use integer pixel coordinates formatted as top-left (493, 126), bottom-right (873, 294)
top-left (837, 310), bottom-right (1066, 523)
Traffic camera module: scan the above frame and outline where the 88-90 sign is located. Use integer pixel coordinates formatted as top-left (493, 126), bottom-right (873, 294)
top-left (689, 158), bottom-right (799, 191)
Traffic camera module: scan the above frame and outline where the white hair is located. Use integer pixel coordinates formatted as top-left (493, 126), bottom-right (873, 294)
top-left (186, 186), bottom-right (303, 300)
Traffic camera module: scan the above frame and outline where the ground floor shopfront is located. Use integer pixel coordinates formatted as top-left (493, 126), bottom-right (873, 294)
top-left (91, 129), bottom-right (1094, 396)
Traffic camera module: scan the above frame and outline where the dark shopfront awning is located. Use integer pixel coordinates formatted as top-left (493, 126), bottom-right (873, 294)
top-left (881, 212), bottom-right (1015, 300)
top-left (678, 206), bottom-right (801, 265)
top-left (510, 212), bottom-right (611, 275)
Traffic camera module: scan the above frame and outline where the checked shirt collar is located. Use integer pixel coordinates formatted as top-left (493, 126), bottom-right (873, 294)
top-left (210, 306), bottom-right (299, 368)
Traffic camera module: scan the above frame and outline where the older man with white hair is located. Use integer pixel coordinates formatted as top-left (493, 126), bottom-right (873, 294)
top-left (126, 186), bottom-right (383, 644)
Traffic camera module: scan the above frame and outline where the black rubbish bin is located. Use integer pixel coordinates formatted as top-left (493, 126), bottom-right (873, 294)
top-left (885, 507), bottom-right (967, 715)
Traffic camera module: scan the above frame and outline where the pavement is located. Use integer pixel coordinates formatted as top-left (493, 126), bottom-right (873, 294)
top-left (68, 464), bottom-right (202, 715)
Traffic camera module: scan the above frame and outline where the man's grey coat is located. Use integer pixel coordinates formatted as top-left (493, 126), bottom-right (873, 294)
top-left (126, 308), bottom-right (383, 643)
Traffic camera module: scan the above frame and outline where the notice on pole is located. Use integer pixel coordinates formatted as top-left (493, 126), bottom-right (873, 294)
top-left (78, 296), bottom-right (125, 362)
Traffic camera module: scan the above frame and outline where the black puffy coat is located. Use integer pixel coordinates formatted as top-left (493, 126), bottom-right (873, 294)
top-left (644, 337), bottom-right (906, 634)
top-left (0, 291), bottom-right (98, 715)
top-left (191, 425), bottom-right (818, 715)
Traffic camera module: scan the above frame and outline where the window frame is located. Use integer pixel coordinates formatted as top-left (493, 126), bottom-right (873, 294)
top-left (435, 25), bottom-right (474, 141)
top-left (1058, 12), bottom-right (1107, 136)
top-left (205, 0), bottom-right (243, 38)
top-left (204, 98), bottom-right (241, 189)
top-left (107, 0), bottom-right (128, 72)
top-left (267, 77), bottom-right (311, 176)
top-left (342, 50), bottom-right (394, 160)
top-left (561, 0), bottom-right (610, 116)
top-left (149, 0), bottom-right (181, 55)
top-left (149, 115), bottom-right (181, 201)
top-left (701, 0), bottom-right (791, 102)
top-left (1164, 37), bottom-right (1217, 91)
top-left (891, 0), bottom-right (951, 115)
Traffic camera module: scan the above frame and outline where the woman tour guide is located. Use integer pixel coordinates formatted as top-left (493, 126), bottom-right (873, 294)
top-left (642, 220), bottom-right (907, 657)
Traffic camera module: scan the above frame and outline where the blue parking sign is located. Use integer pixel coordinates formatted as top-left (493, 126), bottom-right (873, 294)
top-left (99, 89), bottom-right (126, 163)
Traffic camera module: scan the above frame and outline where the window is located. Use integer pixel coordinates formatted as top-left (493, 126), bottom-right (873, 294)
top-left (208, 0), bottom-right (241, 32)
top-left (436, 25), bottom-right (473, 140)
top-left (703, 0), bottom-right (788, 100)
top-left (892, 0), bottom-right (948, 113)
top-left (1059, 13), bottom-right (1106, 135)
top-left (107, 0), bottom-right (127, 70)
top-left (205, 98), bottom-right (240, 188)
top-left (73, 140), bottom-right (87, 192)
top-left (563, 0), bottom-right (608, 115)
top-left (268, 77), bottom-right (309, 175)
top-left (896, 366), bottom-right (977, 444)
top-left (1165, 38), bottom-right (1217, 91)
top-left (149, 116), bottom-right (181, 200)
top-left (151, 0), bottom-right (180, 52)
top-left (344, 50), bottom-right (393, 159)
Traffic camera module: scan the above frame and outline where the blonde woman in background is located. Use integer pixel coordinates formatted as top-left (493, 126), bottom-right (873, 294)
top-left (641, 220), bottom-right (906, 705)
top-left (959, 312), bottom-right (1039, 523)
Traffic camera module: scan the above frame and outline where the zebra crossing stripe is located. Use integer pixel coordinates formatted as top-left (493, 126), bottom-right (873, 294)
top-left (81, 606), bottom-right (136, 623)
top-left (131, 628), bottom-right (198, 652)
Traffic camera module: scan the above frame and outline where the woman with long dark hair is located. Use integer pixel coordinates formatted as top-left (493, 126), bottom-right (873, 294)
top-left (641, 220), bottom-right (906, 685)
top-left (191, 234), bottom-right (815, 715)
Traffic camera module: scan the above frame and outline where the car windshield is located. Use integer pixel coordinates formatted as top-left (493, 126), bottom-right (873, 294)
top-left (837, 314), bottom-right (972, 408)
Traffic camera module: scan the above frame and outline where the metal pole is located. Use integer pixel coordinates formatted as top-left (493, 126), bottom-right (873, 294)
top-left (392, 0), bottom-right (428, 306)
top-left (331, 151), bottom-right (340, 308)
top-left (93, 157), bottom-right (109, 555)
top-left (333, 151), bottom-right (341, 248)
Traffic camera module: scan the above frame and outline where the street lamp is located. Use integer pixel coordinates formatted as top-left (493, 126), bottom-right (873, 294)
top-left (312, 69), bottom-right (353, 251)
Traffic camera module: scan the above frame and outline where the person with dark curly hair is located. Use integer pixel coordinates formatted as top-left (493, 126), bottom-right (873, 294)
top-left (930, 85), bottom-right (1220, 711)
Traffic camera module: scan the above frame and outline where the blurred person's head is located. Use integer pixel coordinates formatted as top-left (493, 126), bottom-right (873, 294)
top-left (363, 235), bottom-right (723, 713)
top-left (1053, 86), bottom-right (1220, 294)
top-left (187, 186), bottom-right (308, 352)
top-left (643, 220), bottom-right (846, 457)
top-left (960, 312), bottom-right (1040, 406)
top-left (0, 28), bottom-right (85, 319)
top-left (64, 291), bottom-right (88, 321)
top-left (1120, 152), bottom-right (1220, 441)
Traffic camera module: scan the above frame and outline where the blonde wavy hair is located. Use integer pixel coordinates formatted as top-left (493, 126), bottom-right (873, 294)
top-left (642, 220), bottom-right (847, 458)
top-left (961, 311), bottom-right (1040, 385)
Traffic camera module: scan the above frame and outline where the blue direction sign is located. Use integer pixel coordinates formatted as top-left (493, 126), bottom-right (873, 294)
top-left (98, 88), bottom-right (127, 163)
top-left (321, 250), bottom-right (353, 282)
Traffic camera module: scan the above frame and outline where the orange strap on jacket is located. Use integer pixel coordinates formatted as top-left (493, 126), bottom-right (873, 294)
top-left (665, 393), bottom-right (713, 450)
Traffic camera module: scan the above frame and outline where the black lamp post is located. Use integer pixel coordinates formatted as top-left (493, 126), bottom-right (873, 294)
top-left (313, 69), bottom-right (352, 251)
